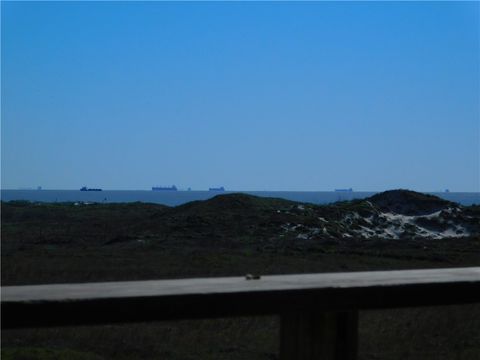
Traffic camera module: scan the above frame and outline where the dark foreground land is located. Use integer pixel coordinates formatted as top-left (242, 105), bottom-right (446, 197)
top-left (2, 190), bottom-right (480, 359)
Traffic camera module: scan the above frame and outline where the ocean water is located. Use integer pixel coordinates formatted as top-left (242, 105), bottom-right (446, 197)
top-left (1, 190), bottom-right (479, 207)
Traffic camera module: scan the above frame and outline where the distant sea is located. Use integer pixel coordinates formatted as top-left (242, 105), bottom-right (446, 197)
top-left (1, 190), bottom-right (479, 207)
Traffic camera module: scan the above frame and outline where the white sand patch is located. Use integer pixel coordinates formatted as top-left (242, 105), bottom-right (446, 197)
top-left (356, 225), bottom-right (376, 238)
top-left (380, 212), bottom-right (412, 223)
top-left (421, 210), bottom-right (444, 220)
top-left (441, 225), bottom-right (469, 238)
top-left (349, 210), bottom-right (470, 240)
top-left (342, 212), bottom-right (361, 226)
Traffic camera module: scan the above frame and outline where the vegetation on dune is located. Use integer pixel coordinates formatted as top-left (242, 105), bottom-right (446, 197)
top-left (368, 189), bottom-right (456, 215)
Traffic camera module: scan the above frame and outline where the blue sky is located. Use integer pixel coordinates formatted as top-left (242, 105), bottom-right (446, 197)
top-left (1, 1), bottom-right (479, 191)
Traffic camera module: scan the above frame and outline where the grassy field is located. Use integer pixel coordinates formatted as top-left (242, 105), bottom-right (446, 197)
top-left (2, 196), bottom-right (480, 359)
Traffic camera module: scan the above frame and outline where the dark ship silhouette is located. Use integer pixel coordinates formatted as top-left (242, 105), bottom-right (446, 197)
top-left (80, 186), bottom-right (102, 192)
top-left (335, 188), bottom-right (353, 192)
top-left (152, 185), bottom-right (178, 191)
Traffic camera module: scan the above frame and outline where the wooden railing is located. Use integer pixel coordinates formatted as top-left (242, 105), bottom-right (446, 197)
top-left (2, 267), bottom-right (480, 360)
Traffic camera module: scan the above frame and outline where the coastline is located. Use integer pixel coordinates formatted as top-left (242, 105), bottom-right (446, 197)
top-left (2, 190), bottom-right (479, 206)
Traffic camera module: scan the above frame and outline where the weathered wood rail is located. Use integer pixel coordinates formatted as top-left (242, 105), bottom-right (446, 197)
top-left (2, 267), bottom-right (480, 360)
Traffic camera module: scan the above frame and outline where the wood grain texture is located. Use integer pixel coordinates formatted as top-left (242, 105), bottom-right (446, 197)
top-left (2, 267), bottom-right (480, 328)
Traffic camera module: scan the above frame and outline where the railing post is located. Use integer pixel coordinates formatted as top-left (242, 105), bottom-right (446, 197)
top-left (280, 311), bottom-right (358, 360)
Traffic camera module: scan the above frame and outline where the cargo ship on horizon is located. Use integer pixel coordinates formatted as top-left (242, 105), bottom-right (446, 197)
top-left (335, 188), bottom-right (353, 192)
top-left (209, 186), bottom-right (225, 191)
top-left (152, 185), bottom-right (178, 191)
top-left (80, 186), bottom-right (102, 191)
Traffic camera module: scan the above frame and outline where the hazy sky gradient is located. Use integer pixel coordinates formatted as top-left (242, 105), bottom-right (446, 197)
top-left (2, 1), bottom-right (479, 191)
